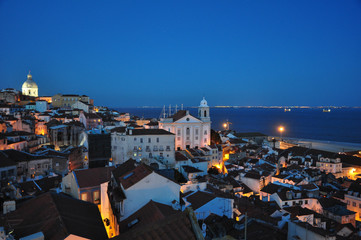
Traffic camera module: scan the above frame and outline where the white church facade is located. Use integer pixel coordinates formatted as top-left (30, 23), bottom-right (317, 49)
top-left (159, 98), bottom-right (211, 150)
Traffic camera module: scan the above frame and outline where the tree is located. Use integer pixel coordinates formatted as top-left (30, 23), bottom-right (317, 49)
top-left (211, 129), bottom-right (221, 144)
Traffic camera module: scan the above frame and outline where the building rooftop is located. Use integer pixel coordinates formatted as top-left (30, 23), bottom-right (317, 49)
top-left (2, 192), bottom-right (107, 240)
top-left (74, 166), bottom-right (115, 188)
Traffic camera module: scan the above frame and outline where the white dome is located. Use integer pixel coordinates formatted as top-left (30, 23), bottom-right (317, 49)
top-left (199, 97), bottom-right (208, 107)
top-left (22, 72), bottom-right (38, 89)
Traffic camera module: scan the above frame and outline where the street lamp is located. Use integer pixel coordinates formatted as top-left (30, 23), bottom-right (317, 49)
top-left (278, 126), bottom-right (285, 140)
top-left (223, 120), bottom-right (232, 131)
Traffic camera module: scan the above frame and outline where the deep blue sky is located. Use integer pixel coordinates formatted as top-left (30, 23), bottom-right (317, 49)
top-left (1, 0), bottom-right (361, 107)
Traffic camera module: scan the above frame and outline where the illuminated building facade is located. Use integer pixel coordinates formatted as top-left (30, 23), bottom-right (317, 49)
top-left (159, 97), bottom-right (211, 150)
top-left (52, 94), bottom-right (91, 108)
top-left (22, 72), bottom-right (38, 97)
top-left (111, 128), bottom-right (175, 168)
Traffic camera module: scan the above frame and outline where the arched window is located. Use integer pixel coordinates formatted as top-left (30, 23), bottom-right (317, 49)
top-left (186, 128), bottom-right (190, 135)
top-left (204, 110), bottom-right (207, 117)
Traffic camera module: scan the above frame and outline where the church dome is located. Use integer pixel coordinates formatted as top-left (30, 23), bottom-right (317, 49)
top-left (22, 72), bottom-right (38, 89)
top-left (199, 97), bottom-right (208, 107)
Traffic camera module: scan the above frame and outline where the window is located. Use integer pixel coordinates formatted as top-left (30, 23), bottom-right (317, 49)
top-left (156, 137), bottom-right (159, 143)
top-left (204, 130), bottom-right (207, 135)
top-left (186, 128), bottom-right (190, 135)
top-left (140, 138), bottom-right (143, 143)
top-left (134, 137), bottom-right (137, 141)
top-left (177, 129), bottom-right (181, 135)
top-left (195, 129), bottom-right (199, 135)
top-left (204, 138), bottom-right (207, 143)
top-left (353, 202), bottom-right (356, 207)
top-left (93, 191), bottom-right (100, 204)
top-left (359, 203), bottom-right (361, 208)
top-left (81, 193), bottom-right (88, 201)
top-left (148, 138), bottom-right (151, 143)
top-left (305, 200), bottom-right (308, 204)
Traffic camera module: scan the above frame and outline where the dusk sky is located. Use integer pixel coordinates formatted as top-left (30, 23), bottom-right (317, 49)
top-left (0, 0), bottom-right (360, 107)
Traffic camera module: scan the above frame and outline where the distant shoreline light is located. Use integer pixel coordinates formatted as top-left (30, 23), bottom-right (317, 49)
top-left (127, 106), bottom-right (361, 109)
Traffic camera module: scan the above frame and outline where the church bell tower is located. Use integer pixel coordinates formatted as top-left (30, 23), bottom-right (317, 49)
top-left (198, 97), bottom-right (210, 122)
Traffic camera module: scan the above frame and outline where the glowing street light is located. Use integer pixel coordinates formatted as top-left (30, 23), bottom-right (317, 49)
top-left (278, 126), bottom-right (285, 140)
top-left (223, 120), bottom-right (232, 130)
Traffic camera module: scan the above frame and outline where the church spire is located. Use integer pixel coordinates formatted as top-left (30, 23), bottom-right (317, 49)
top-left (27, 70), bottom-right (32, 80)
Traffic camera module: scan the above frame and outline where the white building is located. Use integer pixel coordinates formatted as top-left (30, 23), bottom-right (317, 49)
top-left (72, 100), bottom-right (90, 113)
top-left (22, 72), bottom-right (38, 97)
top-left (101, 160), bottom-right (180, 237)
top-left (316, 156), bottom-right (342, 177)
top-left (159, 98), bottom-right (211, 150)
top-left (111, 128), bottom-right (175, 168)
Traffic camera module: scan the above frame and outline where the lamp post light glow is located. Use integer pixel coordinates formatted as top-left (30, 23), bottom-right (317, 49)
top-left (223, 120), bottom-right (232, 130)
top-left (278, 126), bottom-right (285, 140)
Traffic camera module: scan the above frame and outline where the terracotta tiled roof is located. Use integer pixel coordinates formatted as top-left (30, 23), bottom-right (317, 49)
top-left (118, 200), bottom-right (179, 233)
top-left (3, 192), bottom-right (107, 240)
top-left (175, 152), bottom-right (188, 161)
top-left (244, 172), bottom-right (261, 180)
top-left (182, 165), bottom-right (202, 173)
top-left (119, 164), bottom-right (153, 189)
top-left (112, 212), bottom-right (196, 240)
top-left (112, 160), bottom-right (153, 190)
top-left (184, 191), bottom-right (216, 210)
top-left (112, 159), bottom-right (138, 184)
top-left (74, 166), bottom-right (115, 188)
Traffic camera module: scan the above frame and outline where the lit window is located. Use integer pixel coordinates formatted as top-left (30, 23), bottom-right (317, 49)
top-left (81, 193), bottom-right (88, 201)
top-left (93, 191), bottom-right (100, 204)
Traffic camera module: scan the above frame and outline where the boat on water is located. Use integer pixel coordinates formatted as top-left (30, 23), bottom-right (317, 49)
top-left (323, 108), bottom-right (331, 112)
top-left (284, 108), bottom-right (291, 112)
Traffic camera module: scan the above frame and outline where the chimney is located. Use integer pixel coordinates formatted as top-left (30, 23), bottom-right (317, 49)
top-left (3, 200), bottom-right (15, 214)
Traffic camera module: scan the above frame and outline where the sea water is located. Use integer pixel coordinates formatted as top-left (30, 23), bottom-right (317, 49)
top-left (114, 107), bottom-right (361, 144)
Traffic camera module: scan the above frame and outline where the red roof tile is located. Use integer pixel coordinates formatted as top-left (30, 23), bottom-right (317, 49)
top-left (74, 166), bottom-right (115, 188)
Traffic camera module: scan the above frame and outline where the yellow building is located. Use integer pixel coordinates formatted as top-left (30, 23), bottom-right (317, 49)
top-left (52, 94), bottom-right (90, 108)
